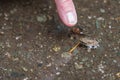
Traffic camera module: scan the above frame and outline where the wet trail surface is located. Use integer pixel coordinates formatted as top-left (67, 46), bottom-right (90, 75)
top-left (0, 0), bottom-right (120, 80)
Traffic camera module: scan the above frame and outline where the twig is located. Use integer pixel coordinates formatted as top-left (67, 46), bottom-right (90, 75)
top-left (68, 41), bottom-right (80, 54)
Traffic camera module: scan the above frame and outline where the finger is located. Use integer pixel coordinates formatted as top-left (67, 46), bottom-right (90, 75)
top-left (55, 0), bottom-right (77, 27)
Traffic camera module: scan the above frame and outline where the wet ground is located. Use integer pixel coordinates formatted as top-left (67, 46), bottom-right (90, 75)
top-left (0, 0), bottom-right (120, 80)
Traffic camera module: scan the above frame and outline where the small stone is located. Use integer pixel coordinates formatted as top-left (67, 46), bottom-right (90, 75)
top-left (22, 67), bottom-right (28, 72)
top-left (47, 15), bottom-right (53, 20)
top-left (12, 57), bottom-right (19, 61)
top-left (46, 63), bottom-right (52, 67)
top-left (56, 72), bottom-right (60, 75)
top-left (98, 64), bottom-right (105, 73)
top-left (74, 62), bottom-right (83, 69)
top-left (0, 31), bottom-right (4, 35)
top-left (23, 77), bottom-right (29, 80)
top-left (108, 25), bottom-right (112, 29)
top-left (97, 17), bottom-right (105, 20)
top-left (15, 36), bottom-right (22, 40)
top-left (88, 16), bottom-right (92, 19)
top-left (30, 69), bottom-right (33, 72)
top-left (17, 43), bottom-right (22, 47)
top-left (5, 52), bottom-right (11, 58)
top-left (116, 72), bottom-right (120, 78)
top-left (70, 36), bottom-right (74, 40)
top-left (37, 14), bottom-right (47, 23)
top-left (85, 62), bottom-right (91, 67)
top-left (37, 63), bottom-right (43, 67)
top-left (100, 8), bottom-right (105, 13)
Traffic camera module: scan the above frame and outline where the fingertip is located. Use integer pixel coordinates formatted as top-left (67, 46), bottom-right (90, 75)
top-left (63, 18), bottom-right (77, 27)
top-left (55, 0), bottom-right (77, 27)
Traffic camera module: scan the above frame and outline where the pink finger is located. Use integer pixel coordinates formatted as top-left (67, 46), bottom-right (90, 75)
top-left (55, 0), bottom-right (77, 27)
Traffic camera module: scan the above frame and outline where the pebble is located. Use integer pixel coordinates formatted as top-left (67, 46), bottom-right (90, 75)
top-left (37, 14), bottom-right (47, 23)
top-left (74, 62), bottom-right (83, 69)
top-left (88, 16), bottom-right (92, 19)
top-left (22, 67), bottom-right (28, 72)
top-left (5, 52), bottom-right (11, 58)
top-left (37, 62), bottom-right (43, 67)
top-left (97, 17), bottom-right (105, 20)
top-left (98, 63), bottom-right (105, 73)
top-left (23, 77), bottom-right (29, 80)
top-left (108, 25), bottom-right (112, 29)
top-left (46, 63), bottom-right (52, 67)
top-left (116, 72), bottom-right (120, 78)
top-left (0, 31), bottom-right (4, 35)
top-left (56, 72), bottom-right (60, 75)
top-left (15, 36), bottom-right (22, 40)
top-left (100, 8), bottom-right (105, 13)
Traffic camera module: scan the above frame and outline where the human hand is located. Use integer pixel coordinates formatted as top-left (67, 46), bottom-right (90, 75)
top-left (54, 0), bottom-right (77, 27)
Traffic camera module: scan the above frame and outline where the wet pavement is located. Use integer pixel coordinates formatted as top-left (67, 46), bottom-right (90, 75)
top-left (0, 0), bottom-right (120, 80)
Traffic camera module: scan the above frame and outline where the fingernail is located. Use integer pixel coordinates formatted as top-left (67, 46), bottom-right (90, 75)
top-left (66, 12), bottom-right (76, 24)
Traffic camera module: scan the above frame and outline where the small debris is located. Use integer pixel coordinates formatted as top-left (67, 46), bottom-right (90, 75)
top-left (95, 20), bottom-right (100, 28)
top-left (22, 67), bottom-right (28, 72)
top-left (52, 45), bottom-right (61, 52)
top-left (47, 15), bottom-right (53, 21)
top-left (5, 52), bottom-right (11, 58)
top-left (23, 77), bottom-right (29, 80)
top-left (100, 8), bottom-right (105, 13)
top-left (98, 63), bottom-right (105, 73)
top-left (46, 63), bottom-right (52, 67)
top-left (37, 63), bottom-right (43, 67)
top-left (56, 72), bottom-right (60, 75)
top-left (95, 17), bottom-right (105, 28)
top-left (37, 14), bottom-right (47, 23)
top-left (0, 31), bottom-right (4, 35)
top-left (74, 62), bottom-right (83, 69)
top-left (116, 72), bottom-right (120, 78)
top-left (88, 16), bottom-right (92, 19)
top-left (97, 17), bottom-right (105, 20)
top-left (115, 17), bottom-right (120, 21)
top-left (15, 36), bottom-right (22, 40)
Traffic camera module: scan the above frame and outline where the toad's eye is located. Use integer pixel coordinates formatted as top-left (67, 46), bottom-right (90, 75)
top-left (88, 45), bottom-right (93, 49)
top-left (88, 45), bottom-right (98, 49)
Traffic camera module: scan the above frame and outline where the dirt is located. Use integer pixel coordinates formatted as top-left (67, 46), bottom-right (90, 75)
top-left (0, 0), bottom-right (120, 80)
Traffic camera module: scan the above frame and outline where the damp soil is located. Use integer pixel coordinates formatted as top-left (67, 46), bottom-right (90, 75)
top-left (0, 0), bottom-right (120, 80)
